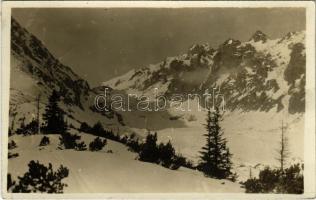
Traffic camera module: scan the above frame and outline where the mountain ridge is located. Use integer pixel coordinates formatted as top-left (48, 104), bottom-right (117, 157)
top-left (102, 30), bottom-right (305, 114)
top-left (9, 18), bottom-right (125, 133)
top-left (11, 17), bottom-right (91, 109)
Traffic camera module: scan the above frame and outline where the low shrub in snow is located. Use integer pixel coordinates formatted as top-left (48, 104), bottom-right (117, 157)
top-left (59, 132), bottom-right (81, 149)
top-left (158, 141), bottom-right (176, 168)
top-left (169, 115), bottom-right (181, 120)
top-left (8, 140), bottom-right (17, 150)
top-left (120, 135), bottom-right (128, 144)
top-left (79, 122), bottom-right (91, 133)
top-left (8, 152), bottom-right (19, 159)
top-left (126, 136), bottom-right (141, 152)
top-left (172, 154), bottom-right (195, 170)
top-left (89, 137), bottom-right (107, 151)
top-left (138, 132), bottom-right (193, 170)
top-left (16, 119), bottom-right (38, 135)
top-left (139, 132), bottom-right (160, 163)
top-left (39, 136), bottom-right (50, 146)
top-left (91, 122), bottom-right (105, 135)
top-left (243, 164), bottom-right (303, 194)
top-left (8, 160), bottom-right (69, 193)
top-left (75, 141), bottom-right (87, 151)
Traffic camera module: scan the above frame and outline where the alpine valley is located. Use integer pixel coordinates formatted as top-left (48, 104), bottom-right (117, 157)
top-left (8, 17), bottom-right (305, 192)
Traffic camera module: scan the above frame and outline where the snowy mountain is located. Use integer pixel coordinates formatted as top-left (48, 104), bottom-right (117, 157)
top-left (103, 30), bottom-right (305, 114)
top-left (9, 18), bottom-right (123, 132)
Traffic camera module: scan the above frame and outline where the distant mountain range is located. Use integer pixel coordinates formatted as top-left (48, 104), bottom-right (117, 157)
top-left (103, 30), bottom-right (305, 114)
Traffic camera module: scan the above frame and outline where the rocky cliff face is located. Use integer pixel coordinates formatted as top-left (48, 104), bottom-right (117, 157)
top-left (10, 18), bottom-right (127, 133)
top-left (11, 18), bottom-right (90, 109)
top-left (103, 30), bottom-right (305, 114)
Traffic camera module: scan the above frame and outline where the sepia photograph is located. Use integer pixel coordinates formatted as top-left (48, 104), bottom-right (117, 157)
top-left (1, 1), bottom-right (315, 198)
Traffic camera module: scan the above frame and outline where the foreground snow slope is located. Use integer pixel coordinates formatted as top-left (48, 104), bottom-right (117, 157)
top-left (8, 133), bottom-right (243, 193)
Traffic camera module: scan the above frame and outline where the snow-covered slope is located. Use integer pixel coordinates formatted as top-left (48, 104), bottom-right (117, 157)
top-left (8, 133), bottom-right (243, 193)
top-left (9, 18), bottom-right (125, 133)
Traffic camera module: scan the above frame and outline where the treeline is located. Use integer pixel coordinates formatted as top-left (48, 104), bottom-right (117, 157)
top-left (139, 132), bottom-right (194, 170)
top-left (79, 121), bottom-right (140, 152)
top-left (9, 90), bottom-right (304, 194)
top-left (78, 121), bottom-right (194, 170)
top-left (38, 133), bottom-right (107, 152)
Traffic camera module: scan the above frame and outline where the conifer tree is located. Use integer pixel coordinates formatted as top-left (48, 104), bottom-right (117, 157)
top-left (139, 132), bottom-right (160, 163)
top-left (158, 140), bottom-right (176, 168)
top-left (91, 121), bottom-right (105, 135)
top-left (42, 90), bottom-right (67, 134)
top-left (276, 121), bottom-right (290, 172)
top-left (11, 161), bottom-right (69, 193)
top-left (198, 107), bottom-right (233, 179)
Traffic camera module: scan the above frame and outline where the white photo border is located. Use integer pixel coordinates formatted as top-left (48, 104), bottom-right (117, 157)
top-left (1, 1), bottom-right (315, 199)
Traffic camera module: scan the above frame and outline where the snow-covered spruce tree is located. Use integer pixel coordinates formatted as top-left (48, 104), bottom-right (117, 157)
top-left (158, 141), bottom-right (176, 168)
top-left (139, 132), bottom-right (160, 163)
top-left (42, 90), bottom-right (67, 134)
top-left (198, 107), bottom-right (233, 179)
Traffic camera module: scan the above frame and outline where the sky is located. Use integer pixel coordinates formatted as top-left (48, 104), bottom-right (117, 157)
top-left (12, 8), bottom-right (305, 87)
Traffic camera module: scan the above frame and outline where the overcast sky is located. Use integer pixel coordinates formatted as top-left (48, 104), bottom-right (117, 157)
top-left (12, 8), bottom-right (305, 87)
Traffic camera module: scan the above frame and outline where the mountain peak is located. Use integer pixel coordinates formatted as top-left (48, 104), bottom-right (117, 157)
top-left (188, 43), bottom-right (214, 56)
top-left (222, 39), bottom-right (241, 47)
top-left (249, 30), bottom-right (268, 43)
top-left (283, 31), bottom-right (302, 40)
